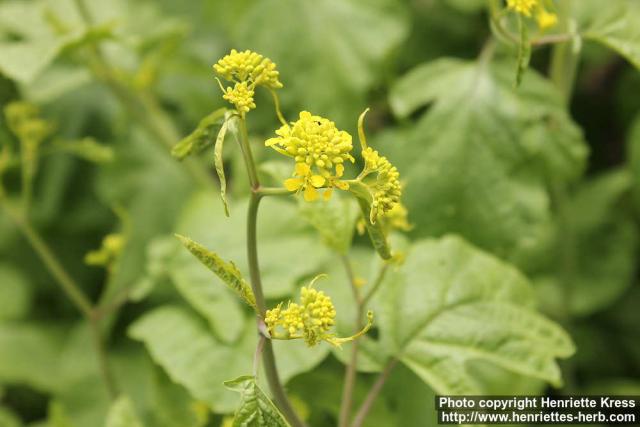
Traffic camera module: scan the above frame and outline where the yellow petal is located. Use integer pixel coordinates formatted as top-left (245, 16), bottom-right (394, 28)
top-left (310, 175), bottom-right (326, 188)
top-left (295, 163), bottom-right (311, 177)
top-left (284, 178), bottom-right (303, 191)
top-left (304, 185), bottom-right (318, 202)
top-left (336, 163), bottom-right (344, 177)
top-left (323, 188), bottom-right (333, 201)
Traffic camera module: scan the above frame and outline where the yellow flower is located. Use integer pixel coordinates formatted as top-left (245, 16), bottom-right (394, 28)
top-left (382, 202), bottom-right (412, 232)
top-left (284, 163), bottom-right (327, 202)
top-left (213, 49), bottom-right (282, 89)
top-left (506, 0), bottom-right (538, 16)
top-left (268, 111), bottom-right (354, 200)
top-left (222, 82), bottom-right (256, 115)
top-left (265, 276), bottom-right (373, 347)
top-left (361, 147), bottom-right (402, 223)
top-left (536, 8), bottom-right (557, 29)
top-left (85, 233), bottom-right (125, 268)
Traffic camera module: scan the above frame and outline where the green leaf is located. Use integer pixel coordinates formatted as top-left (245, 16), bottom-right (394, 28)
top-left (174, 193), bottom-right (332, 298)
top-left (298, 192), bottom-right (358, 255)
top-left (0, 264), bottom-right (32, 321)
top-left (386, 59), bottom-right (587, 257)
top-left (0, 322), bottom-right (64, 392)
top-left (129, 306), bottom-right (328, 413)
top-left (234, 0), bottom-right (409, 124)
top-left (51, 138), bottom-right (114, 163)
top-left (214, 118), bottom-right (230, 217)
top-left (175, 234), bottom-right (257, 312)
top-left (224, 376), bottom-right (291, 427)
top-left (0, 1), bottom-right (113, 83)
top-left (374, 236), bottom-right (574, 394)
top-left (172, 109), bottom-right (226, 160)
top-left (533, 169), bottom-right (638, 317)
top-left (577, 0), bottom-right (640, 69)
top-left (105, 397), bottom-right (144, 427)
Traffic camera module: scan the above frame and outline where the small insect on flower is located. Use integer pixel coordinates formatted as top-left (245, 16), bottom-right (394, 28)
top-left (213, 49), bottom-right (283, 116)
top-left (265, 275), bottom-right (373, 347)
top-left (267, 111), bottom-right (354, 201)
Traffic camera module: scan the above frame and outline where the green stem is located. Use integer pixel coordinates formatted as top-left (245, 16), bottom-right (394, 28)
top-left (350, 359), bottom-right (397, 427)
top-left (338, 256), bottom-right (362, 427)
top-left (549, 0), bottom-right (579, 104)
top-left (1, 200), bottom-right (118, 399)
top-left (72, 0), bottom-right (213, 188)
top-left (238, 118), bottom-right (306, 427)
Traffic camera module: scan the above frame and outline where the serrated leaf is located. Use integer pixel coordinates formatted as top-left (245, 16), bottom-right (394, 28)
top-left (373, 236), bottom-right (574, 394)
top-left (386, 59), bottom-right (587, 258)
top-left (214, 119), bottom-right (230, 216)
top-left (105, 396), bottom-right (145, 427)
top-left (129, 306), bottom-right (328, 413)
top-left (175, 234), bottom-right (257, 312)
top-left (224, 376), bottom-right (291, 427)
top-left (172, 109), bottom-right (226, 160)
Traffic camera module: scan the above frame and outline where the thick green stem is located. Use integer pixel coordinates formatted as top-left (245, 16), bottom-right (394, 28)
top-left (239, 118), bottom-right (306, 427)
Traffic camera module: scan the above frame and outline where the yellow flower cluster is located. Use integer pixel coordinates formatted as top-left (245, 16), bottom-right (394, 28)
top-left (222, 82), bottom-right (256, 115)
top-left (506, 0), bottom-right (538, 16)
top-left (361, 147), bottom-right (402, 223)
top-left (266, 111), bottom-right (354, 201)
top-left (85, 233), bottom-right (125, 268)
top-left (265, 284), bottom-right (336, 347)
top-left (265, 276), bottom-right (373, 347)
top-left (213, 49), bottom-right (282, 115)
top-left (507, 0), bottom-right (557, 30)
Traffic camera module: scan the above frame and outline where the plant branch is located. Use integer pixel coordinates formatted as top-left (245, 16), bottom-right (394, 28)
top-left (238, 117), bottom-right (307, 427)
top-left (72, 0), bottom-right (213, 188)
top-left (549, 0), bottom-right (580, 103)
top-left (350, 359), bottom-right (398, 427)
top-left (1, 199), bottom-right (118, 399)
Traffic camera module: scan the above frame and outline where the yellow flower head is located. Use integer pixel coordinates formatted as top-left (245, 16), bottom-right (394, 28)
top-left (361, 147), bottom-right (402, 223)
top-left (222, 82), bottom-right (256, 115)
top-left (382, 202), bottom-right (412, 232)
top-left (265, 276), bottom-right (372, 347)
top-left (506, 0), bottom-right (538, 16)
top-left (85, 233), bottom-right (125, 268)
top-left (536, 8), bottom-right (557, 29)
top-left (213, 49), bottom-right (282, 90)
top-left (268, 111), bottom-right (354, 201)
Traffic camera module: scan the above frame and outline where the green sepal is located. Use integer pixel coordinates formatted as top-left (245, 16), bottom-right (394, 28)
top-left (175, 235), bottom-right (257, 312)
top-left (224, 376), bottom-right (291, 427)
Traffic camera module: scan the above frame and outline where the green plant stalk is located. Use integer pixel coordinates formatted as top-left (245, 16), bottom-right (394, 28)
top-left (351, 359), bottom-right (397, 427)
top-left (339, 259), bottom-right (390, 427)
top-left (1, 199), bottom-right (118, 399)
top-left (237, 117), bottom-right (307, 427)
top-left (549, 0), bottom-right (579, 104)
top-left (72, 0), bottom-right (213, 189)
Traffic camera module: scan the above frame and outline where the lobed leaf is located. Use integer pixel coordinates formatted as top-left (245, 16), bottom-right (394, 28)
top-left (373, 236), bottom-right (574, 393)
top-left (224, 376), bottom-right (291, 427)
